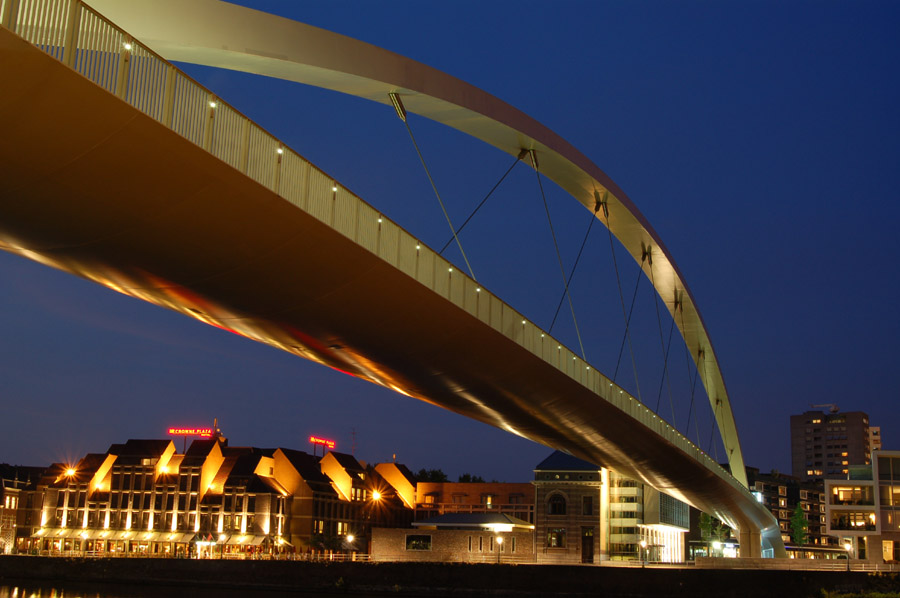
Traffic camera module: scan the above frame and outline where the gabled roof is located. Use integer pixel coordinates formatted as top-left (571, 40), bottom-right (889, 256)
top-left (278, 449), bottom-right (332, 486)
top-left (534, 450), bottom-right (601, 472)
top-left (329, 451), bottom-right (365, 474)
top-left (106, 439), bottom-right (171, 457)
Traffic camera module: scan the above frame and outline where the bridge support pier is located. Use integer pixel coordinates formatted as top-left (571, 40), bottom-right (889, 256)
top-left (739, 527), bottom-right (762, 558)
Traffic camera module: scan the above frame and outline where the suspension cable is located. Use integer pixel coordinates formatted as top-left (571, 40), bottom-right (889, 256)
top-left (648, 253), bottom-right (677, 424)
top-left (530, 150), bottom-right (585, 360)
top-left (390, 93), bottom-right (476, 281)
top-left (613, 252), bottom-right (645, 398)
top-left (549, 201), bottom-right (601, 334)
top-left (679, 300), bottom-right (703, 446)
top-left (439, 152), bottom-right (524, 255)
top-left (604, 196), bottom-right (642, 400)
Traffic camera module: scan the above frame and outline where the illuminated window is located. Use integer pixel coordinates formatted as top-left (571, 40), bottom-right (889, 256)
top-left (547, 528), bottom-right (567, 548)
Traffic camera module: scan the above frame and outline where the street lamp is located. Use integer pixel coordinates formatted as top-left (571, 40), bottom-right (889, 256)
top-left (844, 541), bottom-right (852, 572)
top-left (640, 539), bottom-right (647, 568)
top-left (496, 536), bottom-right (503, 564)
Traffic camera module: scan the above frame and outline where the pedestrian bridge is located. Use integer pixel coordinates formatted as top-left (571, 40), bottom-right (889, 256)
top-left (0, 0), bottom-right (783, 556)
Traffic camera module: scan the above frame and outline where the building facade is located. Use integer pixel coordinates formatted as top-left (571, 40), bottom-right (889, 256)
top-left (746, 467), bottom-right (833, 549)
top-left (533, 451), bottom-right (688, 564)
top-left (791, 409), bottom-right (872, 482)
top-left (0, 465), bottom-right (43, 554)
top-left (824, 450), bottom-right (900, 563)
top-left (14, 438), bottom-right (411, 557)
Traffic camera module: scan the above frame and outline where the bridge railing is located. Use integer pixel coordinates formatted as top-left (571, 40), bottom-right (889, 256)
top-left (1, 0), bottom-right (748, 498)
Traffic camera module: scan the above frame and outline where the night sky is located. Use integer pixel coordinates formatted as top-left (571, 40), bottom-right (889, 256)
top-left (2, 1), bottom-right (899, 484)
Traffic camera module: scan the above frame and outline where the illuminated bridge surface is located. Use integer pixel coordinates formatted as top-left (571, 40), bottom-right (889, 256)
top-left (0, 0), bottom-right (783, 555)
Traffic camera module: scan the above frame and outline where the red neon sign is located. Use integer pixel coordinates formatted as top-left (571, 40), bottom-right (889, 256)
top-left (308, 436), bottom-right (336, 450)
top-left (167, 427), bottom-right (213, 437)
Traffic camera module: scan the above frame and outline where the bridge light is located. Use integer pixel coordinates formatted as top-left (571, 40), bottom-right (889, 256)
top-left (276, 148), bottom-right (283, 154)
top-left (476, 288), bottom-right (481, 292)
top-left (522, 320), bottom-right (526, 325)
top-left (123, 42), bottom-right (133, 51)
top-left (208, 101), bottom-right (217, 108)
top-left (378, 218), bottom-right (383, 223)
top-left (416, 244), bottom-right (421, 250)
top-left (332, 186), bottom-right (338, 192)
top-left (448, 268), bottom-right (453, 273)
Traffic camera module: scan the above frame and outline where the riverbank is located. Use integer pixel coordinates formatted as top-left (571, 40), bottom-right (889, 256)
top-left (2, 556), bottom-right (899, 597)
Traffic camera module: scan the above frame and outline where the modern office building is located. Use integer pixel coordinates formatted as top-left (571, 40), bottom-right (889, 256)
top-left (791, 409), bottom-right (873, 482)
top-left (824, 450), bottom-right (900, 563)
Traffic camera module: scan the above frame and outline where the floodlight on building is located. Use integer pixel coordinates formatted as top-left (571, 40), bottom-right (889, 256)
top-left (371, 490), bottom-right (382, 501)
top-left (485, 523), bottom-right (514, 533)
top-left (65, 468), bottom-right (76, 477)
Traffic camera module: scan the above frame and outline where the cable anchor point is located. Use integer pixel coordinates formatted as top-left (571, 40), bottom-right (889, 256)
top-left (388, 92), bottom-right (407, 122)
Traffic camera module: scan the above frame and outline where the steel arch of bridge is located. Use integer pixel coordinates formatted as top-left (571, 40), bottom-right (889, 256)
top-left (0, 0), bottom-right (785, 555)
top-left (86, 0), bottom-right (747, 484)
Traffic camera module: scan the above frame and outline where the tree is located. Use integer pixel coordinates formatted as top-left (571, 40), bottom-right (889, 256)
top-left (457, 473), bottom-right (485, 483)
top-left (790, 504), bottom-right (809, 546)
top-left (415, 468), bottom-right (448, 482)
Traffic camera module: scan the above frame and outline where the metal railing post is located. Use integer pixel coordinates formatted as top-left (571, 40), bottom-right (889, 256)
top-left (114, 36), bottom-right (131, 99)
top-left (1, 0), bottom-right (19, 30)
top-left (62, 0), bottom-right (80, 67)
top-left (161, 64), bottom-right (176, 128)
top-left (202, 92), bottom-right (216, 151)
top-left (238, 119), bottom-right (250, 173)
top-left (273, 145), bottom-right (283, 193)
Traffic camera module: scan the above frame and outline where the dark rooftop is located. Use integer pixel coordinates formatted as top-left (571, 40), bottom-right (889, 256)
top-left (534, 450), bottom-right (601, 472)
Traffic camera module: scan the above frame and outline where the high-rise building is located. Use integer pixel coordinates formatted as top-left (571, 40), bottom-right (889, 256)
top-left (791, 409), bottom-right (872, 482)
top-left (871, 427), bottom-right (883, 452)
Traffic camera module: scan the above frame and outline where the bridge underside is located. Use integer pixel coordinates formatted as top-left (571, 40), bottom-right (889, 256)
top-left (0, 26), bottom-right (782, 556)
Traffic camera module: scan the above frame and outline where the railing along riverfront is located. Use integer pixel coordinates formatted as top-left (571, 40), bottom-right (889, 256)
top-left (1, 0), bottom-right (751, 497)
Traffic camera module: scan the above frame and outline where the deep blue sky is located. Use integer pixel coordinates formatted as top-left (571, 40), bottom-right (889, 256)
top-left (2, 1), bottom-right (899, 483)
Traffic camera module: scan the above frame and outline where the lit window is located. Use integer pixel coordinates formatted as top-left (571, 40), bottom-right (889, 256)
top-left (547, 528), bottom-right (567, 548)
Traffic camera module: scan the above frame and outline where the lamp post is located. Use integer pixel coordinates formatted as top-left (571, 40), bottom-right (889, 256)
top-left (844, 541), bottom-right (852, 572)
top-left (496, 536), bottom-right (503, 564)
top-left (640, 539), bottom-right (647, 568)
